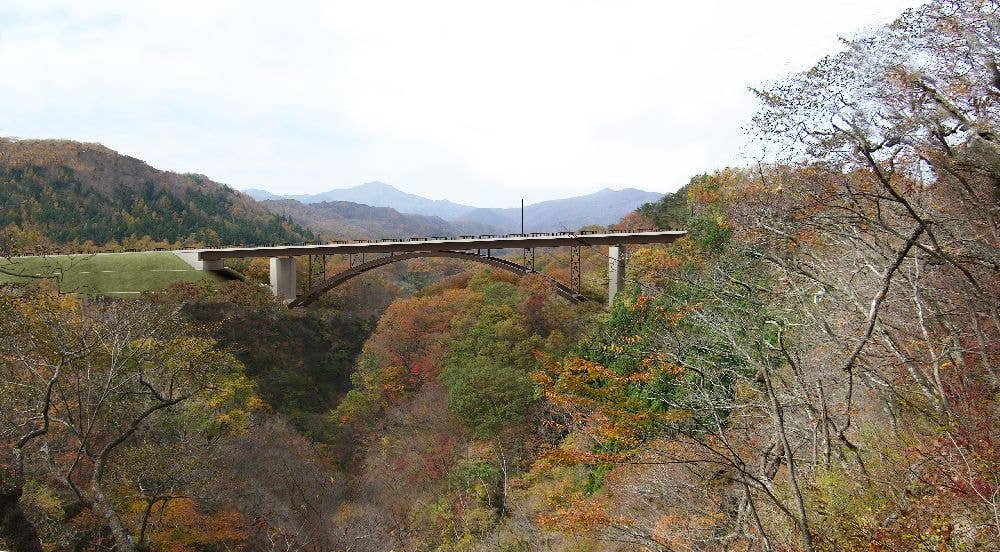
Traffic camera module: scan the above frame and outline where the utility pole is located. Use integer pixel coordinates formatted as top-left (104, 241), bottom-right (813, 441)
top-left (521, 198), bottom-right (524, 235)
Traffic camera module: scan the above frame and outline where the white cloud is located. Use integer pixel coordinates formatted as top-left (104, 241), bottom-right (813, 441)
top-left (0, 0), bottom-right (921, 206)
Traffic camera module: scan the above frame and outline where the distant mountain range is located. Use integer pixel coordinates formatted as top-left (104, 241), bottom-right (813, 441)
top-left (245, 182), bottom-right (663, 233)
top-left (454, 187), bottom-right (665, 233)
top-left (260, 199), bottom-right (496, 240)
top-left (246, 182), bottom-right (473, 221)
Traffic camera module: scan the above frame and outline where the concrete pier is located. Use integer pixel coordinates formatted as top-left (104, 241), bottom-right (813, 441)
top-left (202, 258), bottom-right (224, 270)
top-left (269, 257), bottom-right (296, 302)
top-left (608, 245), bottom-right (626, 305)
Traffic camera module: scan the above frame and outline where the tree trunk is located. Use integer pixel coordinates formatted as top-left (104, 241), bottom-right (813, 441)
top-left (760, 365), bottom-right (816, 552)
top-left (0, 487), bottom-right (44, 552)
top-left (495, 439), bottom-right (509, 516)
top-left (90, 481), bottom-right (134, 552)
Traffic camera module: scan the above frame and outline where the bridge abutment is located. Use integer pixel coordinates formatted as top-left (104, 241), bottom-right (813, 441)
top-left (608, 245), bottom-right (626, 305)
top-left (174, 250), bottom-right (224, 271)
top-left (269, 257), bottom-right (297, 303)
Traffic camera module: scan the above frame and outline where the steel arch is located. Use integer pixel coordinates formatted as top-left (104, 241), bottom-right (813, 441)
top-left (288, 250), bottom-right (585, 308)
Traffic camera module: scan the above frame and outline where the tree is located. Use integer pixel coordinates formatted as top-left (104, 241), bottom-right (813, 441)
top-left (440, 293), bottom-right (540, 439)
top-left (442, 362), bottom-right (536, 439)
top-left (333, 286), bottom-right (479, 434)
top-left (0, 286), bottom-right (258, 552)
top-left (533, 138), bottom-right (996, 547)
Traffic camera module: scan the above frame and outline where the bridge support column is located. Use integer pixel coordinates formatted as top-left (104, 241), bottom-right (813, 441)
top-left (269, 257), bottom-right (296, 303)
top-left (608, 245), bottom-right (626, 305)
top-left (570, 246), bottom-right (581, 294)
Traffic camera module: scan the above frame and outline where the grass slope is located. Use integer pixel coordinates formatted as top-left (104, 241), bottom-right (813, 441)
top-left (0, 251), bottom-right (234, 296)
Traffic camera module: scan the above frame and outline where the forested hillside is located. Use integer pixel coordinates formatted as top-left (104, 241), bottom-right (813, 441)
top-left (0, 139), bottom-right (314, 251)
top-left (1, 1), bottom-right (998, 551)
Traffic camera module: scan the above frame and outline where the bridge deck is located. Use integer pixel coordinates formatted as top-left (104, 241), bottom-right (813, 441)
top-left (196, 230), bottom-right (686, 261)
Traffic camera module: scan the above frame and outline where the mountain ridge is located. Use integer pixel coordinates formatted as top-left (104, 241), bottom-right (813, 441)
top-left (246, 181), bottom-right (472, 220)
top-left (245, 182), bottom-right (663, 233)
top-left (259, 199), bottom-right (498, 240)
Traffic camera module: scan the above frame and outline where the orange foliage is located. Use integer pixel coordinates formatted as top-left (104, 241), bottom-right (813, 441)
top-left (366, 287), bottom-right (478, 386)
top-left (612, 211), bottom-right (655, 232)
top-left (533, 354), bottom-right (691, 452)
top-left (626, 246), bottom-right (683, 286)
top-left (146, 498), bottom-right (247, 551)
top-left (536, 494), bottom-right (627, 533)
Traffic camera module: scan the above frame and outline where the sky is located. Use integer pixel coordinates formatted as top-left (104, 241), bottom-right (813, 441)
top-left (0, 0), bottom-right (921, 207)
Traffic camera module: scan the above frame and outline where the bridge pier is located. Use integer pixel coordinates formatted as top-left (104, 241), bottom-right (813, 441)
top-left (608, 245), bottom-right (626, 305)
top-left (269, 257), bottom-right (296, 302)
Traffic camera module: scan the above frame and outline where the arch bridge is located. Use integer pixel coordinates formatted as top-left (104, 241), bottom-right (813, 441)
top-left (191, 230), bottom-right (686, 307)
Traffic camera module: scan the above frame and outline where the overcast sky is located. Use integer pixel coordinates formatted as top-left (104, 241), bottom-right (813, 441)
top-left (0, 1), bottom-right (920, 207)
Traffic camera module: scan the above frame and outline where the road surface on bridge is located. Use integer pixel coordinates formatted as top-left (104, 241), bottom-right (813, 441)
top-left (195, 230), bottom-right (686, 261)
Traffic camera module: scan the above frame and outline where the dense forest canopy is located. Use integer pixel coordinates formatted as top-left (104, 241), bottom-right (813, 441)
top-left (1, 1), bottom-right (999, 551)
top-left (0, 139), bottom-right (314, 252)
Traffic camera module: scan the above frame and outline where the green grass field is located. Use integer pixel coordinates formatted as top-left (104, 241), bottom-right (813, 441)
top-left (0, 251), bottom-right (236, 297)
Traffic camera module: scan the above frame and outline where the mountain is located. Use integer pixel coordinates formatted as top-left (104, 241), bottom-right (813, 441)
top-left (260, 199), bottom-right (497, 240)
top-left (246, 181), bottom-right (472, 220)
top-left (243, 188), bottom-right (282, 201)
top-left (455, 187), bottom-right (664, 233)
top-left (246, 183), bottom-right (663, 233)
top-left (0, 138), bottom-right (314, 248)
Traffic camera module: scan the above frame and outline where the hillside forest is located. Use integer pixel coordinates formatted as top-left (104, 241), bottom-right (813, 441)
top-left (0, 139), bottom-right (315, 254)
top-left (2, 1), bottom-right (999, 551)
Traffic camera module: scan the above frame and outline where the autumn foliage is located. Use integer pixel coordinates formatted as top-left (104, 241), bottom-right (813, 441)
top-left (4, 2), bottom-right (1000, 551)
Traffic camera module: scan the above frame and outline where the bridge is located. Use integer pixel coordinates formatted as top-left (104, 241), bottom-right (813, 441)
top-left (190, 230), bottom-right (686, 307)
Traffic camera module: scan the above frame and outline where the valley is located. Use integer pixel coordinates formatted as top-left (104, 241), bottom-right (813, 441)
top-left (1, 2), bottom-right (998, 552)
